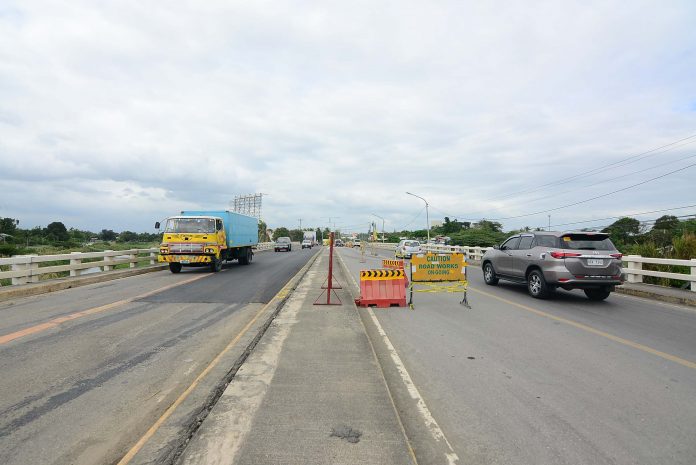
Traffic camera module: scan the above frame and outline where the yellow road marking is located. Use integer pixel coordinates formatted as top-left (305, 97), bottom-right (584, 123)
top-left (0, 273), bottom-right (211, 345)
top-left (116, 300), bottom-right (272, 465)
top-left (117, 254), bottom-right (315, 465)
top-left (470, 287), bottom-right (696, 370)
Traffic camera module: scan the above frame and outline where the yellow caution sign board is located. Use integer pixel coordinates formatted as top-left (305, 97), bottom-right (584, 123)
top-left (411, 253), bottom-right (466, 282)
top-left (360, 269), bottom-right (406, 280)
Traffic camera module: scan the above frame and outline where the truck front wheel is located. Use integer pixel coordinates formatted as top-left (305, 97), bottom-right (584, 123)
top-left (210, 257), bottom-right (222, 272)
top-left (169, 263), bottom-right (182, 273)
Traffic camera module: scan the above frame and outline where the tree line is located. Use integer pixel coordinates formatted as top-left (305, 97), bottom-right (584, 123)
top-left (0, 218), bottom-right (159, 256)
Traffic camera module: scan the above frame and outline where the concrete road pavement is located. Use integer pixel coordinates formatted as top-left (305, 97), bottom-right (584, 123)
top-left (338, 246), bottom-right (696, 465)
top-left (0, 247), bottom-right (319, 465)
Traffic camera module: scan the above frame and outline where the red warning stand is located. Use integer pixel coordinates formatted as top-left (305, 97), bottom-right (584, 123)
top-left (314, 232), bottom-right (342, 306)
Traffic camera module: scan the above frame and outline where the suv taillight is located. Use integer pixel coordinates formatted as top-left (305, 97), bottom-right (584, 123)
top-left (610, 253), bottom-right (623, 259)
top-left (550, 251), bottom-right (582, 259)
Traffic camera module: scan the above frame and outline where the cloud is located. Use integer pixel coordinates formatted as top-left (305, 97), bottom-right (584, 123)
top-left (1, 0), bottom-right (695, 233)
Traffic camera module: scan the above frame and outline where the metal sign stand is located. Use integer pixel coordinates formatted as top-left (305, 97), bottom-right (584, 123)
top-left (314, 232), bottom-right (342, 306)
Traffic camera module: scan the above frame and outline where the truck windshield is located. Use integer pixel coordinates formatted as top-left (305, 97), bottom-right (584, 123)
top-left (164, 218), bottom-right (216, 233)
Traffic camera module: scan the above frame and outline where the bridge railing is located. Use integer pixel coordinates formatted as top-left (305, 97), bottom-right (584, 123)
top-left (0, 242), bottom-right (281, 286)
top-left (367, 242), bottom-right (492, 262)
top-left (365, 242), bottom-right (696, 292)
top-left (623, 255), bottom-right (696, 292)
top-left (0, 249), bottom-right (159, 286)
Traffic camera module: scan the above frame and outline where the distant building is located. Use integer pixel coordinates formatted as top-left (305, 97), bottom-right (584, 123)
top-left (431, 220), bottom-right (443, 228)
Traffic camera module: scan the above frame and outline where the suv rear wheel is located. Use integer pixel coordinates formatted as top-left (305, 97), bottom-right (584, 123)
top-left (483, 262), bottom-right (499, 285)
top-left (584, 288), bottom-right (611, 301)
top-left (527, 269), bottom-right (550, 299)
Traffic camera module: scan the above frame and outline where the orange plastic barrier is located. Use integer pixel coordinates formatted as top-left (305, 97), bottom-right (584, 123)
top-left (354, 269), bottom-right (408, 308)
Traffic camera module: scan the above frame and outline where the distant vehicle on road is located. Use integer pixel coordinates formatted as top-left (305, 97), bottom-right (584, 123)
top-left (352, 239), bottom-right (361, 248)
top-left (303, 231), bottom-right (317, 246)
top-left (481, 231), bottom-right (624, 300)
top-left (301, 239), bottom-right (312, 249)
top-left (274, 237), bottom-right (292, 252)
top-left (395, 239), bottom-right (422, 259)
top-left (335, 239), bottom-right (344, 247)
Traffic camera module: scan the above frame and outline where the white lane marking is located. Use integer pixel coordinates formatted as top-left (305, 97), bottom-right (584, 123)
top-left (336, 249), bottom-right (459, 465)
top-left (366, 307), bottom-right (459, 465)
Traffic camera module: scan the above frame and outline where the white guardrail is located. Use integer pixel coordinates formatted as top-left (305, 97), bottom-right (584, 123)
top-left (3, 242), bottom-right (694, 292)
top-left (369, 242), bottom-right (696, 292)
top-left (0, 242), bottom-right (278, 286)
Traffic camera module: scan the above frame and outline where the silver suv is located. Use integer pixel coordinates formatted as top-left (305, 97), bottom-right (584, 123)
top-left (481, 231), bottom-right (624, 301)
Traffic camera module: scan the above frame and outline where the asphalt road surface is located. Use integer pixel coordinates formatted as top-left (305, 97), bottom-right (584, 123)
top-left (338, 246), bottom-right (696, 465)
top-left (0, 247), bottom-right (318, 465)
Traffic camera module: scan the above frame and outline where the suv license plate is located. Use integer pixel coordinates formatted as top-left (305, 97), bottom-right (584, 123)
top-left (587, 259), bottom-right (603, 266)
top-left (180, 260), bottom-right (190, 264)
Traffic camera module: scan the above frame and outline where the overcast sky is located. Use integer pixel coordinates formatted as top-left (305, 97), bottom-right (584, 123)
top-left (1, 0), bottom-right (695, 235)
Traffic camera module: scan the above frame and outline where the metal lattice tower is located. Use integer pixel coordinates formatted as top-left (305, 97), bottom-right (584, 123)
top-left (230, 194), bottom-right (264, 219)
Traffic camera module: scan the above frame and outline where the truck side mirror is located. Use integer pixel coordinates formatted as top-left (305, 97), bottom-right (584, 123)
top-left (155, 222), bottom-right (160, 229)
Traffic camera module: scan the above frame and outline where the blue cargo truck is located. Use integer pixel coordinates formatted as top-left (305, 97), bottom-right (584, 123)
top-left (156, 210), bottom-right (258, 273)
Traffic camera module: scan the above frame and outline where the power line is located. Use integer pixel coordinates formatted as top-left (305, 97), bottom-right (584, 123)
top-left (553, 213), bottom-right (696, 233)
top-left (456, 151), bottom-right (696, 218)
top-left (531, 203), bottom-right (696, 230)
top-left (485, 161), bottom-right (696, 221)
top-left (483, 133), bottom-right (696, 202)
top-left (395, 206), bottom-right (426, 231)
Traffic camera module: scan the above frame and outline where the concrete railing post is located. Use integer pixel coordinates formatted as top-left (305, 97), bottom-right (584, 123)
top-left (691, 259), bottom-right (696, 292)
top-left (11, 256), bottom-right (30, 285)
top-left (103, 251), bottom-right (114, 271)
top-left (150, 252), bottom-right (156, 265)
top-left (129, 253), bottom-right (137, 268)
top-left (70, 252), bottom-right (82, 277)
top-left (625, 255), bottom-right (643, 284)
top-left (27, 255), bottom-right (39, 283)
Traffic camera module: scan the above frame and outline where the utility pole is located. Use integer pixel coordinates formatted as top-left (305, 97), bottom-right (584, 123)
top-left (371, 213), bottom-right (385, 243)
top-left (328, 217), bottom-right (340, 232)
top-left (548, 215), bottom-right (551, 231)
top-left (298, 219), bottom-right (303, 230)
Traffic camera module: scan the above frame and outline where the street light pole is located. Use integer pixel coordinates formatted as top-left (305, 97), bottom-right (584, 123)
top-left (406, 192), bottom-right (430, 244)
top-left (371, 213), bottom-right (385, 243)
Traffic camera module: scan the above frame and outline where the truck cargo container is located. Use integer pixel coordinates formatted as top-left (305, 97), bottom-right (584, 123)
top-left (303, 230), bottom-right (317, 245)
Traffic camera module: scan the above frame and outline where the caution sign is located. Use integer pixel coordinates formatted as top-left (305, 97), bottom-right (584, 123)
top-left (382, 259), bottom-right (405, 269)
top-left (411, 253), bottom-right (466, 282)
top-left (360, 269), bottom-right (405, 280)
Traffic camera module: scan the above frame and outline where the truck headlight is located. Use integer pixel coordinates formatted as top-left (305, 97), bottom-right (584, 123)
top-left (160, 246), bottom-right (169, 254)
top-left (205, 247), bottom-right (216, 254)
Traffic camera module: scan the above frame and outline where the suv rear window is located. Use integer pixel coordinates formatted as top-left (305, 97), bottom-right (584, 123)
top-left (277, 237), bottom-right (291, 243)
top-left (560, 234), bottom-right (615, 251)
top-left (405, 241), bottom-right (419, 247)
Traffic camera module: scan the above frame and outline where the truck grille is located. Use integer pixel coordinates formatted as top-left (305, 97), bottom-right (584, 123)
top-left (169, 243), bottom-right (204, 254)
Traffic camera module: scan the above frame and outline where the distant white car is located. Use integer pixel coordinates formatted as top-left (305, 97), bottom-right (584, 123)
top-left (395, 240), bottom-right (422, 259)
top-left (301, 239), bottom-right (312, 249)
top-left (352, 239), bottom-right (361, 248)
